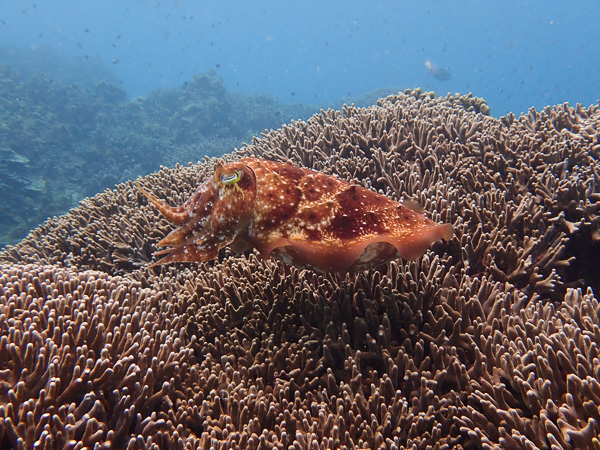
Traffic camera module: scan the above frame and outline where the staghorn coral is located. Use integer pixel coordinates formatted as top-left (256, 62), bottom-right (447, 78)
top-left (1, 90), bottom-right (599, 448)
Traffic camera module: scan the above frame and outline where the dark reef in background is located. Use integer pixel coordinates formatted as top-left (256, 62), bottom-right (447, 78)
top-left (0, 44), bottom-right (122, 91)
top-left (0, 50), bottom-right (318, 247)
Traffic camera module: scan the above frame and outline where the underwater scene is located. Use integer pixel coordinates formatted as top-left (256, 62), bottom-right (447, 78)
top-left (0, 1), bottom-right (599, 448)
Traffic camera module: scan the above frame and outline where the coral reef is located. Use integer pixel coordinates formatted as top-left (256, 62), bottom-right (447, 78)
top-left (0, 44), bottom-right (122, 92)
top-left (0, 56), bottom-right (317, 248)
top-left (1, 90), bottom-right (599, 448)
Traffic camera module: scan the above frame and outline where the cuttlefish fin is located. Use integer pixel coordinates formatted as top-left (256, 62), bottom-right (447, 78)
top-left (254, 222), bottom-right (453, 272)
top-left (391, 223), bottom-right (453, 261)
top-left (138, 186), bottom-right (190, 226)
top-left (402, 199), bottom-right (425, 214)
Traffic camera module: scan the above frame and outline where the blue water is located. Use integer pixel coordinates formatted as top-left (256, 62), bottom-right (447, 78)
top-left (1, 0), bottom-right (598, 116)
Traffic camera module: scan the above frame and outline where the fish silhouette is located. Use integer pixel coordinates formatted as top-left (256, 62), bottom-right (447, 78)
top-left (425, 60), bottom-right (452, 81)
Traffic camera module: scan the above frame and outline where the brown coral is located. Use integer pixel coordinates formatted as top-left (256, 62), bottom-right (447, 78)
top-left (1, 89), bottom-right (599, 448)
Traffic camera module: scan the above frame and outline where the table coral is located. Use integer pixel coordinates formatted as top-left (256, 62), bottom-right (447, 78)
top-left (0, 89), bottom-right (599, 448)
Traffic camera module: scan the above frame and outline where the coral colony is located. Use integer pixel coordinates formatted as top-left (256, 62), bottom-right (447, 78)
top-left (1, 90), bottom-right (599, 448)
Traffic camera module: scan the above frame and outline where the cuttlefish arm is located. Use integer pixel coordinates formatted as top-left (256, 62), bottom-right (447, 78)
top-left (138, 187), bottom-right (190, 226)
top-left (139, 160), bottom-right (257, 265)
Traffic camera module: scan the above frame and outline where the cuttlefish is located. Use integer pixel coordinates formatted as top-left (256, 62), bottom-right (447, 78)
top-left (139, 157), bottom-right (453, 272)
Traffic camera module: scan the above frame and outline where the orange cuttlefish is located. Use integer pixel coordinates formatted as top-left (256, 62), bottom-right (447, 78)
top-left (139, 157), bottom-right (453, 272)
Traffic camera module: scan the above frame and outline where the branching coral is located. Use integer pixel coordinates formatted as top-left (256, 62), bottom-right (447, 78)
top-left (0, 90), bottom-right (599, 448)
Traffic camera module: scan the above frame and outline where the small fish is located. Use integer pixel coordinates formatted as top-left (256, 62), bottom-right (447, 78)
top-left (425, 60), bottom-right (452, 81)
top-left (140, 158), bottom-right (452, 272)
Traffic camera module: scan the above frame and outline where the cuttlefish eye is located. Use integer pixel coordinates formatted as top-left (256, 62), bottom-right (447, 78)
top-left (220, 170), bottom-right (241, 185)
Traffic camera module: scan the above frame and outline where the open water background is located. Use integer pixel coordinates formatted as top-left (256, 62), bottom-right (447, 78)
top-left (1, 0), bottom-right (598, 116)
